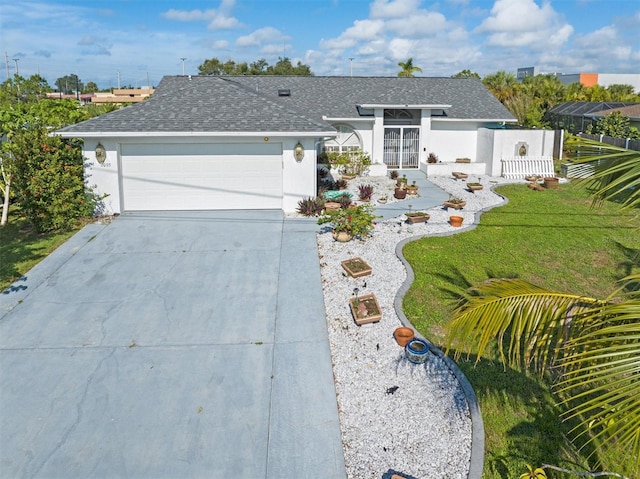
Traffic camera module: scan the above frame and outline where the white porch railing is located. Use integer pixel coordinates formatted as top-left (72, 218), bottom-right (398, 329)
top-left (501, 156), bottom-right (554, 179)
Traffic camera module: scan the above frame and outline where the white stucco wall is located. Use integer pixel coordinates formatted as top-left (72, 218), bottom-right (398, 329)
top-left (281, 137), bottom-right (317, 213)
top-left (428, 121), bottom-right (479, 162)
top-left (478, 128), bottom-right (556, 176)
top-left (84, 138), bottom-right (122, 214)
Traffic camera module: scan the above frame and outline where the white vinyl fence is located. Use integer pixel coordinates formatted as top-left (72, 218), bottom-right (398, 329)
top-left (501, 156), bottom-right (555, 179)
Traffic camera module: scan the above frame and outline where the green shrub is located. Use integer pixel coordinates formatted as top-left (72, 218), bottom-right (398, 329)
top-left (11, 129), bottom-right (99, 232)
top-left (317, 203), bottom-right (379, 237)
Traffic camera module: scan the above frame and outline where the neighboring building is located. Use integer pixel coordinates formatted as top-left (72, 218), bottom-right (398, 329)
top-left (546, 101), bottom-right (639, 133)
top-left (46, 92), bottom-right (94, 104)
top-left (556, 73), bottom-right (640, 92)
top-left (517, 67), bottom-right (640, 92)
top-left (91, 88), bottom-right (155, 104)
top-left (56, 75), bottom-right (553, 214)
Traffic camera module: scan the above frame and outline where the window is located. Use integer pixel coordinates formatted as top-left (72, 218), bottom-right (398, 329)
top-left (323, 124), bottom-right (361, 153)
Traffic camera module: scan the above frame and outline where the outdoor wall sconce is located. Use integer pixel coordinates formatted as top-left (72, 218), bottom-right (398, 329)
top-left (95, 143), bottom-right (106, 164)
top-left (294, 142), bottom-right (304, 162)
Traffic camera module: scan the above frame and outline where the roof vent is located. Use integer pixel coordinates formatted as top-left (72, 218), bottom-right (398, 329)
top-left (278, 89), bottom-right (291, 97)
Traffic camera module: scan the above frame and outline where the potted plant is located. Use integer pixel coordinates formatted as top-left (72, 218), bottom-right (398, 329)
top-left (334, 149), bottom-right (371, 179)
top-left (467, 182), bottom-right (483, 191)
top-left (341, 257), bottom-right (372, 278)
top-left (358, 184), bottom-right (374, 201)
top-left (389, 170), bottom-right (399, 180)
top-left (443, 197), bottom-right (466, 210)
top-left (406, 180), bottom-right (419, 195)
top-left (349, 287), bottom-right (382, 325)
top-left (377, 195), bottom-right (388, 204)
top-left (405, 211), bottom-right (430, 223)
top-left (396, 174), bottom-right (408, 188)
top-left (456, 157), bottom-right (471, 164)
top-left (318, 203), bottom-right (379, 241)
top-left (394, 186), bottom-right (407, 200)
top-left (427, 152), bottom-right (438, 164)
top-left (452, 171), bottom-right (468, 180)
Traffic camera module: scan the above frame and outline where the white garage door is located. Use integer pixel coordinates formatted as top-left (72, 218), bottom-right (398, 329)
top-left (120, 142), bottom-right (283, 211)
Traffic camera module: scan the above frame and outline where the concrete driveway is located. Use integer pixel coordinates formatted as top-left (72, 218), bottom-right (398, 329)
top-left (0, 211), bottom-right (346, 478)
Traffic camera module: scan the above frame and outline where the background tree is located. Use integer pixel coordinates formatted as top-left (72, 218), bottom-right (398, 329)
top-left (55, 74), bottom-right (83, 94)
top-left (482, 71), bottom-right (519, 103)
top-left (198, 57), bottom-right (313, 76)
top-left (1, 76), bottom-right (98, 229)
top-left (0, 75), bottom-right (51, 103)
top-left (606, 84), bottom-right (636, 101)
top-left (564, 82), bottom-right (588, 101)
top-left (84, 81), bottom-right (99, 93)
top-left (397, 58), bottom-right (422, 77)
top-left (452, 69), bottom-right (480, 79)
top-left (584, 84), bottom-right (611, 102)
top-left (267, 57), bottom-right (312, 76)
top-left (586, 111), bottom-right (640, 139)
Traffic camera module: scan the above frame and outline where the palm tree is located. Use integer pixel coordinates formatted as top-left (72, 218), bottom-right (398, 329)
top-left (482, 70), bottom-right (519, 103)
top-left (445, 136), bottom-right (640, 476)
top-left (397, 58), bottom-right (422, 77)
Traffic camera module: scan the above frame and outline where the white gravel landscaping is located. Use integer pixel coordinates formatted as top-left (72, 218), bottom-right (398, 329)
top-left (317, 175), bottom-right (522, 479)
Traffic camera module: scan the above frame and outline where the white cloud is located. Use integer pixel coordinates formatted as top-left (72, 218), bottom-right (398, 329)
top-left (370, 0), bottom-right (421, 19)
top-left (388, 38), bottom-right (415, 61)
top-left (320, 19), bottom-right (385, 51)
top-left (385, 11), bottom-right (447, 37)
top-left (478, 0), bottom-right (554, 32)
top-left (162, 0), bottom-right (241, 30)
top-left (236, 27), bottom-right (286, 47)
top-left (210, 40), bottom-right (230, 50)
top-left (477, 0), bottom-right (573, 49)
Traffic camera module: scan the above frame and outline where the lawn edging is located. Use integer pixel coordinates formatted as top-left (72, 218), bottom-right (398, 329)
top-left (392, 186), bottom-right (510, 479)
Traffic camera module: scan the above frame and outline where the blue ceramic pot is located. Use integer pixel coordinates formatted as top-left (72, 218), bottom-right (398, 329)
top-left (405, 338), bottom-right (429, 364)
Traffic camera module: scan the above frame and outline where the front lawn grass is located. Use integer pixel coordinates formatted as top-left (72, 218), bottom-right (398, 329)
top-left (403, 181), bottom-right (640, 478)
top-left (0, 208), bottom-right (82, 291)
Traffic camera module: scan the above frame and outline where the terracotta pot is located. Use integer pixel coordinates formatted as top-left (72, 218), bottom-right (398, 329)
top-left (544, 177), bottom-right (559, 189)
top-left (394, 187), bottom-right (407, 200)
top-left (406, 185), bottom-right (419, 194)
top-left (332, 230), bottom-right (352, 242)
top-left (394, 326), bottom-right (415, 347)
top-left (449, 215), bottom-right (464, 227)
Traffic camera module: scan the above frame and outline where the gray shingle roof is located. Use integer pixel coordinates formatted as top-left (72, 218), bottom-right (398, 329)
top-left (58, 76), bottom-right (335, 135)
top-left (58, 75), bottom-right (515, 135)
top-left (227, 76), bottom-right (515, 121)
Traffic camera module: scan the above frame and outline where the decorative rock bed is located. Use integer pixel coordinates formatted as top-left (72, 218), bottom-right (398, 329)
top-left (317, 175), bottom-right (518, 478)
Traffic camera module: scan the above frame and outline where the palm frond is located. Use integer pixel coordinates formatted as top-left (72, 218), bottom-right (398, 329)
top-left (565, 136), bottom-right (640, 210)
top-left (555, 288), bottom-right (640, 474)
top-left (445, 278), bottom-right (604, 373)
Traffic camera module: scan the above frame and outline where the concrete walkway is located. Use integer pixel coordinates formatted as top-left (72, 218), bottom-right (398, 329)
top-left (0, 211), bottom-right (345, 478)
top-left (374, 170), bottom-right (450, 220)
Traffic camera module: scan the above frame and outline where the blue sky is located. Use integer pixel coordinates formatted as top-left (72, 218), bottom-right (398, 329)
top-left (1, 0), bottom-right (638, 89)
